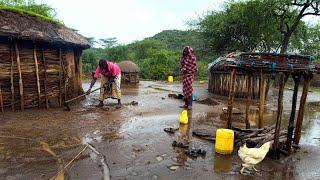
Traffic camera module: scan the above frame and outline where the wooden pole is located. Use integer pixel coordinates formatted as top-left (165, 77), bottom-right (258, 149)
top-left (10, 43), bottom-right (15, 111)
top-left (258, 71), bottom-right (267, 128)
top-left (273, 73), bottom-right (288, 159)
top-left (245, 74), bottom-right (252, 129)
top-left (294, 74), bottom-right (312, 145)
top-left (0, 85), bottom-right (4, 113)
top-left (227, 68), bottom-right (237, 129)
top-left (59, 48), bottom-right (62, 107)
top-left (286, 74), bottom-right (300, 152)
top-left (14, 42), bottom-right (24, 111)
top-left (42, 49), bottom-right (49, 109)
top-left (33, 44), bottom-right (41, 108)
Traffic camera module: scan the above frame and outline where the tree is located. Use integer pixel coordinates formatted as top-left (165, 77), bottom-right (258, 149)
top-left (85, 37), bottom-right (97, 48)
top-left (129, 39), bottom-right (166, 60)
top-left (104, 45), bottom-right (130, 61)
top-left (82, 49), bottom-right (99, 73)
top-left (277, 0), bottom-right (320, 53)
top-left (197, 0), bottom-right (282, 55)
top-left (99, 37), bottom-right (118, 49)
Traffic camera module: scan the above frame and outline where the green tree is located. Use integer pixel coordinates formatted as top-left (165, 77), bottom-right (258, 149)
top-left (99, 37), bottom-right (118, 49)
top-left (82, 49), bottom-right (99, 73)
top-left (197, 0), bottom-right (283, 55)
top-left (129, 39), bottom-right (166, 60)
top-left (276, 0), bottom-right (320, 53)
top-left (105, 45), bottom-right (130, 61)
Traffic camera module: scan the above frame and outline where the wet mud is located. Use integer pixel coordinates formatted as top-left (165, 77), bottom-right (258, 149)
top-left (0, 81), bottom-right (319, 179)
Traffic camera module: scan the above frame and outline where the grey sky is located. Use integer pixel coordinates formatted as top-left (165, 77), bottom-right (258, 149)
top-left (38, 0), bottom-right (226, 44)
top-left (37, 0), bottom-right (319, 45)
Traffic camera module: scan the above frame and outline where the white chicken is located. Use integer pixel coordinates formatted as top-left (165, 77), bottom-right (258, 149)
top-left (238, 141), bottom-right (272, 174)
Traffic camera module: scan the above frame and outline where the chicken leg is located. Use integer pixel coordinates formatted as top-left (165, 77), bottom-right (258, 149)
top-left (253, 165), bottom-right (260, 172)
top-left (240, 167), bottom-right (245, 174)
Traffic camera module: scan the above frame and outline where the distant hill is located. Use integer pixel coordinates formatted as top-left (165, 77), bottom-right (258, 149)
top-left (147, 29), bottom-right (202, 54)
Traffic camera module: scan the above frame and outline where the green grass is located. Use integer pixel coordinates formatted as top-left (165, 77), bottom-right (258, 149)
top-left (0, 6), bottom-right (63, 26)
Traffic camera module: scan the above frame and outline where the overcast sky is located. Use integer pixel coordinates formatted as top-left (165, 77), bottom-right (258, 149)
top-left (36, 0), bottom-right (319, 45)
top-left (37, 0), bottom-right (226, 44)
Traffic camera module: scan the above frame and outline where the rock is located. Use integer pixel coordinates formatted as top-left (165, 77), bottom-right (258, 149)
top-left (222, 107), bottom-right (242, 114)
top-left (152, 175), bottom-right (158, 179)
top-left (131, 101), bottom-right (139, 106)
top-left (168, 165), bottom-right (179, 171)
top-left (156, 156), bottom-right (163, 162)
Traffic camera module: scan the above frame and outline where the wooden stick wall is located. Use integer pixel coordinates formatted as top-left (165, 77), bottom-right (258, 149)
top-left (208, 71), bottom-right (260, 99)
top-left (0, 39), bottom-right (83, 111)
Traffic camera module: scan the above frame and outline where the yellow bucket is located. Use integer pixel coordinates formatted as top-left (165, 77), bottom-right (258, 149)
top-left (215, 129), bottom-right (234, 155)
top-left (168, 76), bottom-right (173, 83)
top-left (179, 110), bottom-right (188, 124)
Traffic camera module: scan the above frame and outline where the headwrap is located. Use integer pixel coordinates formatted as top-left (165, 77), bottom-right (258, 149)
top-left (180, 46), bottom-right (197, 75)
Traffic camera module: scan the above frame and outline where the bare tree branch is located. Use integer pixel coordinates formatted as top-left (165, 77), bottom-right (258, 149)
top-left (292, 0), bottom-right (306, 6)
top-left (302, 12), bottom-right (320, 16)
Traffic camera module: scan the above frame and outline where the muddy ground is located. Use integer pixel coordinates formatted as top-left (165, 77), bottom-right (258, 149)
top-left (0, 81), bottom-right (320, 180)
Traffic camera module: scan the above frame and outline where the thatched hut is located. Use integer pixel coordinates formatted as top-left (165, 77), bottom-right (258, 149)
top-left (0, 9), bottom-right (89, 111)
top-left (117, 60), bottom-right (139, 84)
top-left (208, 52), bottom-right (260, 99)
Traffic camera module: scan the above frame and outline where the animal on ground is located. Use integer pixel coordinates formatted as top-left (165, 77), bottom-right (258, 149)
top-left (238, 141), bottom-right (272, 174)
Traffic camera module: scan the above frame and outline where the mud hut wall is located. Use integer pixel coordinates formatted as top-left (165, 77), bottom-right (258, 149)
top-left (64, 49), bottom-right (83, 99)
top-left (208, 71), bottom-right (259, 99)
top-left (0, 38), bottom-right (83, 109)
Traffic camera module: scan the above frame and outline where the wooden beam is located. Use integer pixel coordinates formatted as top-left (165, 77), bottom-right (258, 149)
top-left (42, 49), bottom-right (49, 109)
top-left (33, 44), bottom-right (41, 108)
top-left (227, 68), bottom-right (237, 129)
top-left (10, 43), bottom-right (14, 111)
top-left (14, 42), bottom-right (24, 111)
top-left (59, 48), bottom-right (62, 107)
top-left (273, 73), bottom-right (288, 159)
top-left (0, 84), bottom-right (4, 113)
top-left (245, 74), bottom-right (252, 129)
top-left (258, 72), bottom-right (267, 128)
top-left (286, 74), bottom-right (300, 153)
top-left (294, 73), bottom-right (312, 145)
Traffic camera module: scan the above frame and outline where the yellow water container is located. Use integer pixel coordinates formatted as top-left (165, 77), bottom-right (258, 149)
top-left (215, 129), bottom-right (234, 155)
top-left (179, 110), bottom-right (188, 124)
top-left (168, 76), bottom-right (173, 83)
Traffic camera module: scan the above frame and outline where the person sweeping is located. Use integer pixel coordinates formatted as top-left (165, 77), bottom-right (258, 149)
top-left (87, 59), bottom-right (122, 108)
top-left (180, 46), bottom-right (197, 110)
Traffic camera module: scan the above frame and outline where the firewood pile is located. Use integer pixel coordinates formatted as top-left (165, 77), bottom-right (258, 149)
top-left (232, 125), bottom-right (287, 148)
top-left (191, 125), bottom-right (288, 149)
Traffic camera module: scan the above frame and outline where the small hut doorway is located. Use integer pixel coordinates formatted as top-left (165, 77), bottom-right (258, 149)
top-left (118, 60), bottom-right (140, 85)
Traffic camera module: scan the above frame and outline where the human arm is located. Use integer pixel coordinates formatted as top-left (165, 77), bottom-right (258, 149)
top-left (86, 68), bottom-right (100, 94)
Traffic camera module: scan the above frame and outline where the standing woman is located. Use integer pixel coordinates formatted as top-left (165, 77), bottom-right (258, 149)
top-left (180, 46), bottom-right (197, 109)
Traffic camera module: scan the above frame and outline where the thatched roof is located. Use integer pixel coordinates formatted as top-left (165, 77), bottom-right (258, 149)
top-left (118, 61), bottom-right (139, 73)
top-left (209, 51), bottom-right (314, 72)
top-left (0, 9), bottom-right (89, 48)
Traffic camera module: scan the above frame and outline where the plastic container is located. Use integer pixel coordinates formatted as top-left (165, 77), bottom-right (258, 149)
top-left (179, 110), bottom-right (188, 124)
top-left (215, 129), bottom-right (234, 155)
top-left (168, 76), bottom-right (173, 83)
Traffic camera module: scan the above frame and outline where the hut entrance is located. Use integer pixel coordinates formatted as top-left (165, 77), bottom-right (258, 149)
top-left (117, 60), bottom-right (140, 85)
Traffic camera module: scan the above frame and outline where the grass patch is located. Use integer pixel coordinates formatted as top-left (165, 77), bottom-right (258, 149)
top-left (0, 6), bottom-right (63, 26)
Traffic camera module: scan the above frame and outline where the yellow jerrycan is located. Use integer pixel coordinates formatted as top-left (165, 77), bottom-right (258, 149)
top-left (215, 129), bottom-right (234, 155)
top-left (179, 110), bottom-right (188, 124)
top-left (168, 76), bottom-right (173, 83)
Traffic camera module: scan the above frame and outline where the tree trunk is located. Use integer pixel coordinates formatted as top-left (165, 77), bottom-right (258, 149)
top-left (280, 4), bottom-right (308, 53)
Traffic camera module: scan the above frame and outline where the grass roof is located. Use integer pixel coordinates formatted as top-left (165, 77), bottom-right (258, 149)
top-left (0, 5), bottom-right (63, 26)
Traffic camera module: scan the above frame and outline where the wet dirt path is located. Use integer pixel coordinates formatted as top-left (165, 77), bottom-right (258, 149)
top-left (0, 81), bottom-right (320, 179)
